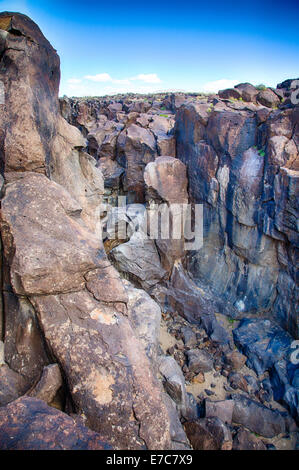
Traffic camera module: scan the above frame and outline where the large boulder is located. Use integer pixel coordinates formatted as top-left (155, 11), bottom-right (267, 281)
top-left (257, 88), bottom-right (281, 108)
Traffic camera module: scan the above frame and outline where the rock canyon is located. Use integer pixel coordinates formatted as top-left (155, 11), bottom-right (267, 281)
top-left (0, 12), bottom-right (298, 451)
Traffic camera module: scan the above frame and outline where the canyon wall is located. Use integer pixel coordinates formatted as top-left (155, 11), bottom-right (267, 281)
top-left (175, 96), bottom-right (298, 338)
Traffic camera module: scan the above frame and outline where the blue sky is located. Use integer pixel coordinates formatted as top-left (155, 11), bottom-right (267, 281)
top-left (1, 0), bottom-right (298, 96)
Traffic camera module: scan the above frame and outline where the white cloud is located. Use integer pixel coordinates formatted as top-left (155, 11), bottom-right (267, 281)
top-left (84, 73), bottom-right (112, 82)
top-left (84, 72), bottom-right (162, 84)
top-left (130, 73), bottom-right (162, 83)
top-left (61, 72), bottom-right (163, 96)
top-left (202, 79), bottom-right (240, 93)
top-left (67, 78), bottom-right (82, 84)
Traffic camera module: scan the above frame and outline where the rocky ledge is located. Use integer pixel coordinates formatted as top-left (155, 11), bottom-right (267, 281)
top-left (0, 12), bottom-right (298, 451)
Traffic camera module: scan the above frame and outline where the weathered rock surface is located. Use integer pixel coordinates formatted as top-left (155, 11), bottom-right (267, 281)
top-left (233, 318), bottom-right (294, 376)
top-left (0, 397), bottom-right (112, 450)
top-left (185, 417), bottom-right (232, 450)
top-left (144, 156), bottom-right (188, 204)
top-left (124, 280), bottom-right (161, 363)
top-left (205, 399), bottom-right (234, 425)
top-left (187, 349), bottom-right (214, 373)
top-left (232, 394), bottom-right (286, 438)
top-left (232, 428), bottom-right (267, 450)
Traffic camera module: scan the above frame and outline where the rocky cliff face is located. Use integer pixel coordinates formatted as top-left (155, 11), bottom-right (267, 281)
top-left (0, 11), bottom-right (298, 451)
top-left (176, 96), bottom-right (298, 339)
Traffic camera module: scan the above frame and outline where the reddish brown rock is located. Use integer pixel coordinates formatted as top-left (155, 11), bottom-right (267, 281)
top-left (2, 291), bottom-right (50, 382)
top-left (185, 417), bottom-right (232, 450)
top-left (0, 397), bottom-right (112, 450)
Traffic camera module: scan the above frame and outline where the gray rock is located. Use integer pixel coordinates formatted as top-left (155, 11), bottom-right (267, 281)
top-left (232, 394), bottom-right (286, 438)
top-left (205, 399), bottom-right (234, 425)
top-left (181, 327), bottom-right (197, 348)
top-left (187, 349), bottom-right (214, 373)
top-left (125, 280), bottom-right (161, 364)
top-left (158, 355), bottom-right (188, 411)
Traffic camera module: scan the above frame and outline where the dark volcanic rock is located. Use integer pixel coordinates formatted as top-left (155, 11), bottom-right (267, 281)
top-left (232, 394), bottom-right (286, 438)
top-left (257, 89), bottom-right (281, 108)
top-left (232, 428), bottom-right (267, 450)
top-left (0, 397), bottom-right (111, 450)
top-left (185, 417), bottom-right (232, 450)
top-left (233, 318), bottom-right (294, 376)
top-left (175, 97), bottom-right (298, 339)
top-left (234, 83), bottom-right (258, 102)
